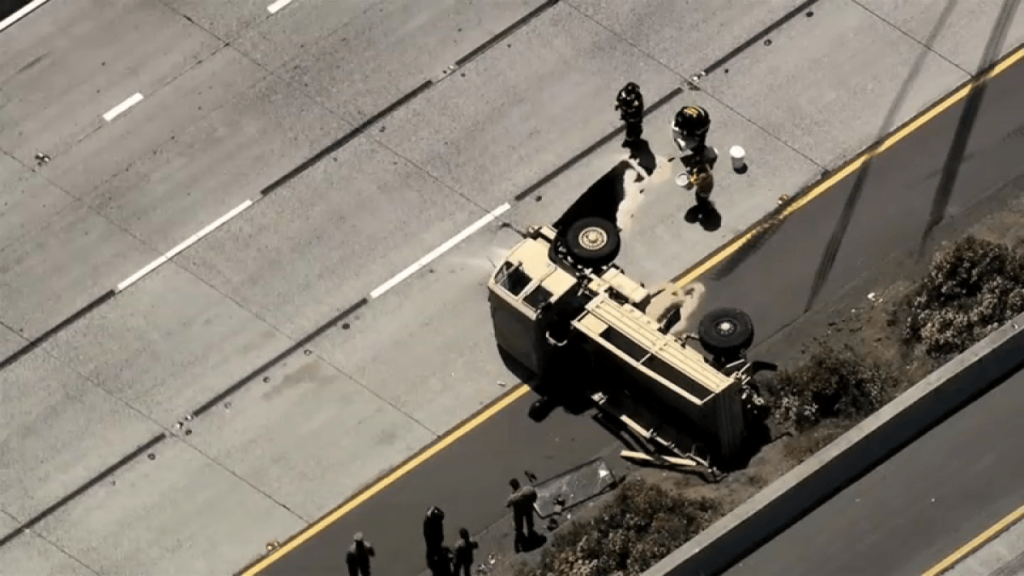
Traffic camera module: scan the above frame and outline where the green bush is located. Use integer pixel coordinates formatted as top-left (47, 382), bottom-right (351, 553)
top-left (516, 477), bottom-right (721, 576)
top-left (770, 343), bottom-right (893, 431)
top-left (901, 236), bottom-right (1024, 357)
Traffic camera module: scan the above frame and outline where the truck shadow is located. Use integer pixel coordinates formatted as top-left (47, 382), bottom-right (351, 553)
top-left (553, 159), bottom-right (633, 232)
top-left (499, 342), bottom-right (776, 476)
top-left (495, 345), bottom-right (596, 419)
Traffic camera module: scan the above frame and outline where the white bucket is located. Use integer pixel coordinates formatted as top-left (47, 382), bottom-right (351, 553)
top-left (730, 145), bottom-right (746, 172)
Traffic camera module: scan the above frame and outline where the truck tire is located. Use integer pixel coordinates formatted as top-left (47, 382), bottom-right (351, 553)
top-left (698, 307), bottom-right (755, 360)
top-left (564, 217), bottom-right (620, 268)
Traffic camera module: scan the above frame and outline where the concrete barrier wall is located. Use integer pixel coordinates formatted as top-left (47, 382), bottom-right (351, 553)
top-left (643, 312), bottom-right (1024, 576)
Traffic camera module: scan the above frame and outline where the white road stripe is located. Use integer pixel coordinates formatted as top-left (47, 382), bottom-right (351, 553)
top-left (267, 0), bottom-right (294, 14)
top-left (369, 203), bottom-right (511, 300)
top-left (103, 92), bottom-right (145, 122)
top-left (116, 199), bottom-right (255, 292)
top-left (0, 0), bottom-right (53, 33)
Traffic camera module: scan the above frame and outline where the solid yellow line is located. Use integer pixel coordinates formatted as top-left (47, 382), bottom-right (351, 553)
top-left (921, 501), bottom-right (1024, 576)
top-left (673, 45), bottom-right (1024, 289)
top-left (245, 44), bottom-right (1024, 576)
top-left (241, 384), bottom-right (531, 575)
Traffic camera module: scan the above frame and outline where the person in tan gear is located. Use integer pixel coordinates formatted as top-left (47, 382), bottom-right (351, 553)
top-left (688, 161), bottom-right (715, 205)
top-left (506, 478), bottom-right (538, 552)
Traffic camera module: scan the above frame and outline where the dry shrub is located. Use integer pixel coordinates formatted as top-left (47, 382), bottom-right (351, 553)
top-left (782, 419), bottom-right (852, 463)
top-left (901, 235), bottom-right (1024, 357)
top-left (770, 343), bottom-right (894, 432)
top-left (515, 477), bottom-right (721, 576)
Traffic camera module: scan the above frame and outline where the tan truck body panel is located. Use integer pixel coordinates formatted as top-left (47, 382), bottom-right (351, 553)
top-left (487, 226), bottom-right (747, 457)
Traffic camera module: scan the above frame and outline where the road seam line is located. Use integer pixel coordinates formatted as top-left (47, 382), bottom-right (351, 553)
top-left (102, 93), bottom-right (145, 122)
top-left (369, 203), bottom-right (511, 299)
top-left (0, 434), bottom-right (167, 548)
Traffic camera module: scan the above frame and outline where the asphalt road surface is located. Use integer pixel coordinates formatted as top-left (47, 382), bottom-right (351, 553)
top-left (0, 0), bottom-right (1022, 574)
top-left (254, 35), bottom-right (1024, 576)
top-left (724, 363), bottom-right (1024, 576)
top-left (942, 507), bottom-right (1024, 576)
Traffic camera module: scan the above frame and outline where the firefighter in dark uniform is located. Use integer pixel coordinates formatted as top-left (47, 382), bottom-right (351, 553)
top-left (346, 532), bottom-right (375, 576)
top-left (673, 105), bottom-right (717, 205)
top-left (423, 506), bottom-right (447, 572)
top-left (452, 528), bottom-right (479, 576)
top-left (615, 82), bottom-right (645, 145)
top-left (672, 105), bottom-right (713, 159)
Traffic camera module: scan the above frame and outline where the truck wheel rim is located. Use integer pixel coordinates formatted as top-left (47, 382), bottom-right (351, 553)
top-left (715, 320), bottom-right (736, 336)
top-left (579, 227), bottom-right (608, 251)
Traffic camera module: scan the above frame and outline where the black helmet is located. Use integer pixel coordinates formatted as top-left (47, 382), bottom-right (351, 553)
top-left (618, 82), bottom-right (640, 100)
top-left (674, 106), bottom-right (710, 136)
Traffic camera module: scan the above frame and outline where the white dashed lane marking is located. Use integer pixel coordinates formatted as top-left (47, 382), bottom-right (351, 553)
top-left (267, 0), bottom-right (294, 14)
top-left (369, 203), bottom-right (511, 299)
top-left (115, 195), bottom-right (509, 307)
top-left (116, 200), bottom-right (255, 292)
top-left (102, 92), bottom-right (144, 122)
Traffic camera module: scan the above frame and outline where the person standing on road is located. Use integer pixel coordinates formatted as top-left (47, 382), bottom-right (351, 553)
top-left (424, 506), bottom-right (447, 571)
top-left (453, 528), bottom-right (479, 576)
top-left (672, 104), bottom-right (718, 207)
top-left (346, 532), bottom-right (375, 576)
top-left (615, 82), bottom-right (645, 145)
top-left (672, 105), bottom-right (714, 163)
top-left (506, 478), bottom-right (539, 552)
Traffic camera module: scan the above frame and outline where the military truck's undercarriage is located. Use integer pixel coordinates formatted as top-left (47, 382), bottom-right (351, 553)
top-left (487, 220), bottom-right (771, 479)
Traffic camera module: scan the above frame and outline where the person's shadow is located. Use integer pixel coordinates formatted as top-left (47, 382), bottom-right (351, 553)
top-left (426, 546), bottom-right (454, 576)
top-left (625, 138), bottom-right (657, 177)
top-left (516, 530), bottom-right (548, 553)
top-left (685, 200), bottom-right (722, 232)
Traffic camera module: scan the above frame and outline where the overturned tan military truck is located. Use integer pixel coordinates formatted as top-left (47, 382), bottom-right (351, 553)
top-left (487, 217), bottom-right (766, 473)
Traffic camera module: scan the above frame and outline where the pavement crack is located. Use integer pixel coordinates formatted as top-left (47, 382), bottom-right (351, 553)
top-left (448, 0), bottom-right (560, 72)
top-left (161, 257), bottom-right (438, 443)
top-left (29, 532), bottom-right (103, 576)
top-left (562, 0), bottom-right (824, 173)
top-left (0, 434), bottom-right (166, 549)
top-left (170, 436), bottom-right (309, 523)
top-left (850, 0), bottom-right (971, 76)
top-left (0, 508), bottom-right (19, 525)
top-left (0, 317), bottom-right (29, 346)
top-left (700, 0), bottom-right (820, 77)
top-left (302, 347), bottom-right (440, 441)
top-left (161, 265), bottom-right (437, 447)
top-left (563, 1), bottom-right (691, 80)
top-left (245, 43), bottom-right (498, 220)
top-left (696, 84), bottom-right (824, 171)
